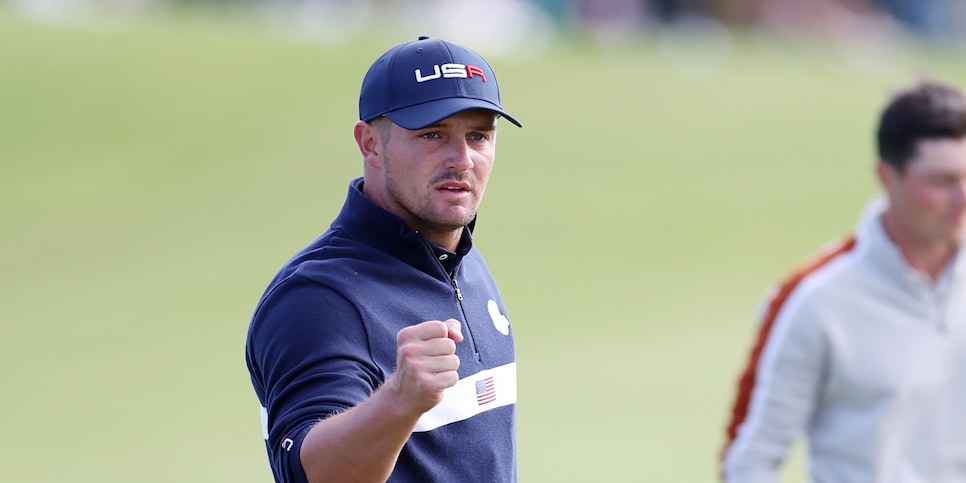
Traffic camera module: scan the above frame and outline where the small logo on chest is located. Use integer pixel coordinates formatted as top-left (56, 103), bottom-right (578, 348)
top-left (488, 299), bottom-right (510, 335)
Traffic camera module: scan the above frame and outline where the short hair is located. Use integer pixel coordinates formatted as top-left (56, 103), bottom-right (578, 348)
top-left (369, 116), bottom-right (392, 144)
top-left (877, 80), bottom-right (966, 172)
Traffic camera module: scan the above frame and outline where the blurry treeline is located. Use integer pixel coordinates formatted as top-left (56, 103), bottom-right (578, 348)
top-left (9, 0), bottom-right (966, 51)
top-left (569, 0), bottom-right (964, 39)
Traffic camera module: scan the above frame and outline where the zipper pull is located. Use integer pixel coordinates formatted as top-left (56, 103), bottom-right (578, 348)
top-left (452, 276), bottom-right (463, 301)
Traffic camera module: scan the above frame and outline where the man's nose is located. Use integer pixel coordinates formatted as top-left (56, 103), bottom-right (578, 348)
top-left (444, 138), bottom-right (474, 171)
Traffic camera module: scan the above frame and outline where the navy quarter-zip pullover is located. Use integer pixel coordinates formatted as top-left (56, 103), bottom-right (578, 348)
top-left (246, 178), bottom-right (517, 482)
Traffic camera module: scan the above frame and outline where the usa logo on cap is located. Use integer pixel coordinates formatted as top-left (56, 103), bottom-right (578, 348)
top-left (415, 63), bottom-right (486, 83)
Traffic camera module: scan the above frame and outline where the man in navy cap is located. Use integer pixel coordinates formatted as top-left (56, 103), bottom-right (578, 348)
top-left (246, 37), bottom-right (522, 483)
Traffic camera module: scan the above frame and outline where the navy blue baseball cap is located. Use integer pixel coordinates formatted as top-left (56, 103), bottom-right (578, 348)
top-left (359, 36), bottom-right (522, 130)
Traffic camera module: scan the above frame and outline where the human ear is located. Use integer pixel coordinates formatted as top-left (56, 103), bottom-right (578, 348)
top-left (354, 121), bottom-right (383, 168)
top-left (876, 160), bottom-right (900, 193)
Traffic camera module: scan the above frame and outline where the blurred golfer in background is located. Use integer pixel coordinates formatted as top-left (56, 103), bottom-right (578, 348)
top-left (246, 36), bottom-right (522, 482)
top-left (723, 80), bottom-right (966, 482)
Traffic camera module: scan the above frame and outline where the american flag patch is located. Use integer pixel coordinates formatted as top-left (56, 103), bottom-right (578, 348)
top-left (475, 376), bottom-right (496, 405)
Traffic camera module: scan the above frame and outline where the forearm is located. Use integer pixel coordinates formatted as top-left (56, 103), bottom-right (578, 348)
top-left (295, 319), bottom-right (462, 482)
top-left (723, 296), bottom-right (827, 482)
top-left (299, 383), bottom-right (421, 483)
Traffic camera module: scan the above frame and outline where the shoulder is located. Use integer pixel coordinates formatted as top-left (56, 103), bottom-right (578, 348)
top-left (260, 229), bottom-right (395, 302)
top-left (250, 275), bottom-right (362, 341)
top-left (246, 275), bottom-right (375, 380)
top-left (761, 236), bottom-right (862, 328)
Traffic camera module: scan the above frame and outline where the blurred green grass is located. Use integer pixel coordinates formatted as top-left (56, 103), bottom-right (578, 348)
top-left (3, 6), bottom-right (966, 482)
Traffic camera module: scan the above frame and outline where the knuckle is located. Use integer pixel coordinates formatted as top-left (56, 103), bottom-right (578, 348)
top-left (398, 343), bottom-right (421, 360)
top-left (442, 339), bottom-right (456, 353)
top-left (417, 372), bottom-right (438, 392)
top-left (426, 320), bottom-right (447, 337)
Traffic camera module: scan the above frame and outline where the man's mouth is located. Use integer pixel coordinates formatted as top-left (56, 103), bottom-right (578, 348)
top-left (437, 182), bottom-right (471, 192)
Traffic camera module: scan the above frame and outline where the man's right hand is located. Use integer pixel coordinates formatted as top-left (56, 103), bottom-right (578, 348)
top-left (386, 319), bottom-right (464, 416)
top-left (297, 318), bottom-right (465, 482)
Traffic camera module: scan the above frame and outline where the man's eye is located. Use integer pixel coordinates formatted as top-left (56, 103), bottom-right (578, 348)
top-left (470, 133), bottom-right (486, 141)
top-left (421, 132), bottom-right (439, 139)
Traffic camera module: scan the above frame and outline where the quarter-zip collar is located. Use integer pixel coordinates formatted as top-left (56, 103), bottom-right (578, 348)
top-left (332, 177), bottom-right (475, 278)
top-left (860, 196), bottom-right (966, 305)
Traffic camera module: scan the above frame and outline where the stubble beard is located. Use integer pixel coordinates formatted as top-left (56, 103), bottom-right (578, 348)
top-left (384, 164), bottom-right (476, 233)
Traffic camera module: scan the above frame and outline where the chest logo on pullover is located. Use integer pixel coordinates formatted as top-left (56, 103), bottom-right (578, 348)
top-left (488, 299), bottom-right (510, 335)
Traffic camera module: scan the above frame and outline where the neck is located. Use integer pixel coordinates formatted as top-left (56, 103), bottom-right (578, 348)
top-left (360, 177), bottom-right (464, 252)
top-left (881, 212), bottom-right (958, 281)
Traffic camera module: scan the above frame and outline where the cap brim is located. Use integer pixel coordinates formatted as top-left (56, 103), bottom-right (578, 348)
top-left (385, 98), bottom-right (522, 130)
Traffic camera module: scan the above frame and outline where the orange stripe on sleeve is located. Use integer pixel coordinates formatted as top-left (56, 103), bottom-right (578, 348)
top-left (720, 235), bottom-right (857, 477)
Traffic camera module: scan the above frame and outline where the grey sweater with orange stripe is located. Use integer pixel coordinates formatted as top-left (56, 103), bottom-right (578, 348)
top-left (722, 198), bottom-right (966, 483)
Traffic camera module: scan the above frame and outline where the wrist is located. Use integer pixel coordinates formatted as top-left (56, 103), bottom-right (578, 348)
top-left (375, 375), bottom-right (427, 423)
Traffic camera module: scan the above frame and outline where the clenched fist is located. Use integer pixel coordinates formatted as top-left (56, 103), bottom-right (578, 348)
top-left (385, 319), bottom-right (464, 416)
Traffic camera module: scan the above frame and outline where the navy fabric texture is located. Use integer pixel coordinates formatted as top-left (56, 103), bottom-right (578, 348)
top-left (246, 178), bottom-right (516, 482)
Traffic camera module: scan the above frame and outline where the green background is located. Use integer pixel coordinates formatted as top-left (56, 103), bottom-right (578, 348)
top-left (4, 6), bottom-right (964, 482)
